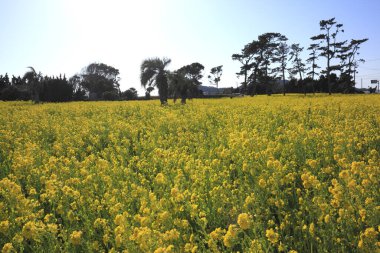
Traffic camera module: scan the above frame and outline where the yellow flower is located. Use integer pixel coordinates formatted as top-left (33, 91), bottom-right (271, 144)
top-left (363, 227), bottom-right (378, 239)
top-left (115, 234), bottom-right (123, 248)
top-left (163, 229), bottom-right (180, 241)
top-left (359, 209), bottom-right (366, 221)
top-left (223, 224), bottom-right (238, 248)
top-left (237, 213), bottom-right (251, 230)
top-left (266, 228), bottom-right (279, 244)
top-left (210, 227), bottom-right (225, 240)
top-left (154, 247), bottom-right (166, 253)
top-left (309, 223), bottom-right (315, 235)
top-left (155, 173), bottom-right (166, 184)
top-left (21, 221), bottom-right (38, 240)
top-left (1, 243), bottom-right (14, 253)
top-left (47, 224), bottom-right (58, 234)
top-left (258, 179), bottom-right (266, 188)
top-left (324, 214), bottom-right (330, 223)
top-left (0, 220), bottom-right (10, 234)
top-left (307, 159), bottom-right (318, 169)
top-left (114, 214), bottom-right (125, 226)
top-left (338, 170), bottom-right (350, 180)
top-left (70, 230), bottom-right (83, 245)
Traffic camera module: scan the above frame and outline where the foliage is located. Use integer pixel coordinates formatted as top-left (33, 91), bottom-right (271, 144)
top-left (80, 63), bottom-right (121, 100)
top-left (141, 57), bottom-right (171, 105)
top-left (23, 67), bottom-right (43, 103)
top-left (102, 90), bottom-right (120, 101)
top-left (122, 88), bottom-right (138, 100)
top-left (40, 75), bottom-right (73, 102)
top-left (169, 63), bottom-right (204, 104)
top-left (311, 18), bottom-right (345, 94)
top-left (0, 95), bottom-right (379, 252)
top-left (208, 65), bottom-right (223, 89)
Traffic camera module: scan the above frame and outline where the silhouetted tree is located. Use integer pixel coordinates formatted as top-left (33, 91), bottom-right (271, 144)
top-left (80, 63), bottom-right (121, 100)
top-left (140, 57), bottom-right (171, 105)
top-left (232, 44), bottom-right (256, 93)
top-left (0, 74), bottom-right (10, 89)
top-left (102, 90), bottom-right (119, 100)
top-left (289, 44), bottom-right (308, 94)
top-left (23, 67), bottom-right (42, 103)
top-left (11, 75), bottom-right (23, 86)
top-left (338, 38), bottom-right (368, 85)
top-left (306, 43), bottom-right (321, 81)
top-left (40, 75), bottom-right (73, 102)
top-left (172, 62), bottom-right (205, 103)
top-left (145, 86), bottom-right (154, 99)
top-left (233, 40), bottom-right (263, 95)
top-left (208, 65), bottom-right (223, 89)
top-left (311, 18), bottom-right (345, 94)
top-left (122, 87), bottom-right (138, 100)
top-left (169, 71), bottom-right (192, 104)
top-left (256, 33), bottom-right (287, 94)
top-left (69, 74), bottom-right (87, 100)
top-left (273, 38), bottom-right (289, 95)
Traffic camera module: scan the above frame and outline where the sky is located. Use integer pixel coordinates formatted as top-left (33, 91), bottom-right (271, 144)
top-left (1, 0), bottom-right (380, 95)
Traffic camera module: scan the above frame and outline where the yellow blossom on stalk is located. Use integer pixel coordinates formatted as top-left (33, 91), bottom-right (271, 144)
top-left (307, 159), bottom-right (318, 169)
top-left (155, 173), bottom-right (166, 185)
top-left (266, 228), bottom-right (279, 244)
top-left (21, 221), bottom-right (39, 240)
top-left (359, 209), bottom-right (366, 221)
top-left (363, 227), bottom-right (378, 239)
top-left (324, 214), bottom-right (330, 223)
top-left (207, 238), bottom-right (218, 252)
top-left (70, 230), bottom-right (83, 245)
top-left (47, 224), bottom-right (58, 234)
top-left (154, 247), bottom-right (166, 253)
top-left (114, 214), bottom-right (125, 226)
top-left (237, 213), bottom-right (252, 230)
top-left (163, 229), bottom-right (180, 241)
top-left (338, 170), bottom-right (350, 180)
top-left (115, 234), bottom-right (123, 248)
top-left (1, 243), bottom-right (14, 253)
top-left (210, 227), bottom-right (225, 240)
top-left (301, 172), bottom-right (320, 189)
top-left (309, 223), bottom-right (315, 236)
top-left (258, 179), bottom-right (266, 188)
top-left (223, 224), bottom-right (239, 248)
top-left (0, 221), bottom-right (10, 234)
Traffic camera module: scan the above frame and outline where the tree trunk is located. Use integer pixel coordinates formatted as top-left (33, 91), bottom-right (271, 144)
top-left (282, 69), bottom-right (286, 96)
top-left (327, 32), bottom-right (332, 95)
top-left (243, 68), bottom-right (247, 94)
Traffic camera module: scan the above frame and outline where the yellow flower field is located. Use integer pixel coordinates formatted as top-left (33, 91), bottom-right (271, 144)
top-left (0, 95), bottom-right (379, 252)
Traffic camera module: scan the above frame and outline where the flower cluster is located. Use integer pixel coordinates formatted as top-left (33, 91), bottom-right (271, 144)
top-left (0, 95), bottom-right (379, 252)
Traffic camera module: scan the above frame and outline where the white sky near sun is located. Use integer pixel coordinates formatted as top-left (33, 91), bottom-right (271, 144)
top-left (1, 0), bottom-right (380, 95)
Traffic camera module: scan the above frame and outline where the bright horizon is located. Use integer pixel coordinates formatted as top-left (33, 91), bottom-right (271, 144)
top-left (1, 0), bottom-right (380, 95)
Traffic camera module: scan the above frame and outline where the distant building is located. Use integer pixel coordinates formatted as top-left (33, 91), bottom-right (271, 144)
top-left (198, 86), bottom-right (232, 95)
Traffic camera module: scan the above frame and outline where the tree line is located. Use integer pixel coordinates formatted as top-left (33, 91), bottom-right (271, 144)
top-left (0, 64), bottom-right (139, 102)
top-left (0, 18), bottom-right (368, 104)
top-left (0, 60), bottom-right (211, 105)
top-left (139, 17), bottom-right (368, 105)
top-left (232, 17), bottom-right (368, 96)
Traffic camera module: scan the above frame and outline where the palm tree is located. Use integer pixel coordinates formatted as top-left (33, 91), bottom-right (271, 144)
top-left (23, 67), bottom-right (42, 103)
top-left (140, 57), bottom-right (171, 105)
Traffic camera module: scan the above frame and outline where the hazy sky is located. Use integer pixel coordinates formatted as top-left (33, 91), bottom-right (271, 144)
top-left (1, 0), bottom-right (379, 94)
